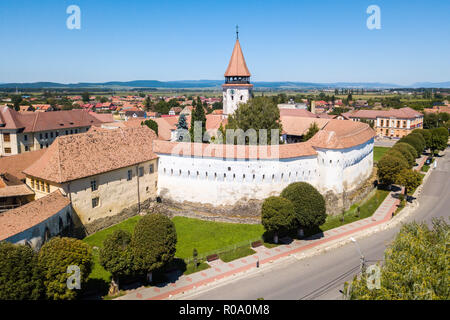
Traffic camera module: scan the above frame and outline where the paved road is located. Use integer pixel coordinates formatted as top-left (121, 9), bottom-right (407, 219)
top-left (177, 150), bottom-right (449, 300)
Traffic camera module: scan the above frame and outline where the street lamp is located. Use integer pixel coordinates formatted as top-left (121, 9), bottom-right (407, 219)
top-left (350, 237), bottom-right (366, 272)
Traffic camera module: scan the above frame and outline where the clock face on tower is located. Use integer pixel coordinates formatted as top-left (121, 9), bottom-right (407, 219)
top-left (230, 89), bottom-right (235, 94)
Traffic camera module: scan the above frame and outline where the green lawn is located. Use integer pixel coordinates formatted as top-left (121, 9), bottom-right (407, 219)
top-left (373, 146), bottom-right (390, 163)
top-left (82, 216), bottom-right (265, 288)
top-left (317, 189), bottom-right (390, 233)
top-left (82, 189), bottom-right (390, 294)
top-left (219, 247), bottom-right (256, 263)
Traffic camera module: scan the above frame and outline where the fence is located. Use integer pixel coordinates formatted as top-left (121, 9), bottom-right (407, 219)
top-left (183, 237), bottom-right (263, 265)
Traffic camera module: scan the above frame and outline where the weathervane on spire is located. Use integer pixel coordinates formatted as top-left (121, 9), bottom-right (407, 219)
top-left (236, 25), bottom-right (239, 40)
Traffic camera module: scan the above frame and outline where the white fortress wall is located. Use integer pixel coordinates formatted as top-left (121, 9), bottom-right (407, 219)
top-left (157, 153), bottom-right (318, 206)
top-left (316, 138), bottom-right (374, 194)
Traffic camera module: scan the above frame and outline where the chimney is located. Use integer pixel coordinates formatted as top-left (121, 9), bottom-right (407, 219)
top-left (311, 101), bottom-right (316, 114)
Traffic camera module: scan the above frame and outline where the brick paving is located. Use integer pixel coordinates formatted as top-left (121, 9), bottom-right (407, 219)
top-left (117, 192), bottom-right (400, 300)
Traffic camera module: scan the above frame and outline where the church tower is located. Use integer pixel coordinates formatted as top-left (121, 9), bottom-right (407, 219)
top-left (223, 27), bottom-right (253, 116)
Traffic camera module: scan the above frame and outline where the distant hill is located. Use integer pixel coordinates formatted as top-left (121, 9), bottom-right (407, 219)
top-left (0, 80), bottom-right (449, 89)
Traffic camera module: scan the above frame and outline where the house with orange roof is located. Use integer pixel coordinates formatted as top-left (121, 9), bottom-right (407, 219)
top-left (22, 126), bottom-right (159, 229)
top-left (0, 106), bottom-right (110, 156)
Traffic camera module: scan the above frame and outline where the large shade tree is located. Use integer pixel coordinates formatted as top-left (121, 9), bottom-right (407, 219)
top-left (225, 97), bottom-right (282, 145)
top-left (38, 237), bottom-right (92, 300)
top-left (261, 196), bottom-right (296, 243)
top-left (99, 230), bottom-right (134, 295)
top-left (343, 219), bottom-right (449, 300)
top-left (0, 242), bottom-right (43, 300)
top-left (131, 214), bottom-right (177, 283)
top-left (377, 154), bottom-right (408, 186)
top-left (280, 182), bottom-right (326, 235)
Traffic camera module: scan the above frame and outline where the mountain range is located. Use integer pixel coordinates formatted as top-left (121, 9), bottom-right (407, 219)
top-left (0, 80), bottom-right (449, 89)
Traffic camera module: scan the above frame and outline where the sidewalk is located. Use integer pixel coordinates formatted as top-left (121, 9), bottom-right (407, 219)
top-left (117, 191), bottom-right (400, 300)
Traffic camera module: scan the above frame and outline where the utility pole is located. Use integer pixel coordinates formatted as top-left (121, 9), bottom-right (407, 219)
top-left (350, 237), bottom-right (366, 273)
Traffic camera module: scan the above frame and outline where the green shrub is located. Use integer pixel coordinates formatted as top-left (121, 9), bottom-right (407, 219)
top-left (0, 242), bottom-right (43, 300)
top-left (280, 182), bottom-right (327, 230)
top-left (38, 237), bottom-right (92, 300)
top-left (261, 196), bottom-right (296, 236)
top-left (399, 134), bottom-right (425, 155)
top-left (393, 142), bottom-right (418, 159)
top-left (377, 154), bottom-right (408, 185)
top-left (132, 214), bottom-right (177, 280)
top-left (387, 148), bottom-right (413, 168)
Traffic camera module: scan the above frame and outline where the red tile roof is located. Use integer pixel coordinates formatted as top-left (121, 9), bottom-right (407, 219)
top-left (224, 39), bottom-right (251, 77)
top-left (0, 106), bottom-right (106, 132)
top-left (0, 190), bottom-right (70, 241)
top-left (23, 126), bottom-right (158, 183)
top-left (0, 149), bottom-right (46, 180)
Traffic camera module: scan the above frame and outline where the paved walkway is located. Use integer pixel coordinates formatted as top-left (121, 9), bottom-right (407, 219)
top-left (117, 191), bottom-right (400, 300)
top-left (414, 155), bottom-right (427, 172)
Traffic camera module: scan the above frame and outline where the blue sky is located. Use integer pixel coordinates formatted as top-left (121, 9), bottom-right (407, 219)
top-left (0, 0), bottom-right (449, 85)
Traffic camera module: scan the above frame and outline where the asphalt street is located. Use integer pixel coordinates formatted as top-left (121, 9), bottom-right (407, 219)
top-left (178, 149), bottom-right (449, 300)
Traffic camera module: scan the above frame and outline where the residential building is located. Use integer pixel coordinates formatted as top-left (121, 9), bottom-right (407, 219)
top-left (0, 107), bottom-right (106, 156)
top-left (22, 126), bottom-right (159, 226)
top-left (343, 107), bottom-right (423, 138)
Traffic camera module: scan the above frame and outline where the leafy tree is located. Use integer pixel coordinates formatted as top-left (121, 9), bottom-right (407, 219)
top-left (393, 142), bottom-right (418, 159)
top-left (155, 100), bottom-right (170, 114)
top-left (261, 196), bottom-right (296, 243)
top-left (99, 230), bottom-right (134, 294)
top-left (398, 134), bottom-right (425, 155)
top-left (377, 154), bottom-right (408, 186)
top-left (11, 94), bottom-right (22, 110)
top-left (429, 127), bottom-right (449, 155)
top-left (412, 129), bottom-right (432, 149)
top-left (395, 168), bottom-right (423, 197)
top-left (190, 97), bottom-right (208, 143)
top-left (280, 182), bottom-right (326, 232)
top-left (302, 122), bottom-right (320, 142)
top-left (0, 242), bottom-right (43, 300)
top-left (343, 219), bottom-right (449, 300)
top-left (143, 96), bottom-right (153, 111)
top-left (38, 237), bottom-right (92, 300)
top-left (81, 92), bottom-right (90, 103)
top-left (141, 119), bottom-right (158, 135)
top-left (226, 97), bottom-right (282, 145)
top-left (387, 148), bottom-right (414, 168)
top-left (131, 214), bottom-right (177, 283)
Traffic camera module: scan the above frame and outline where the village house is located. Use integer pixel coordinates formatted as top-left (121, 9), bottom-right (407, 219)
top-left (343, 107), bottom-right (423, 138)
top-left (22, 126), bottom-right (159, 229)
top-left (0, 106), bottom-right (107, 156)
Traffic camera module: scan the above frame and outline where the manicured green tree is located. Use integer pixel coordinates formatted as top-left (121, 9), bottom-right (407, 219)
top-left (38, 237), bottom-right (92, 300)
top-left (412, 129), bottom-right (432, 150)
top-left (398, 134), bottom-right (425, 155)
top-left (99, 230), bottom-right (134, 295)
top-left (429, 127), bottom-right (449, 155)
top-left (226, 96), bottom-right (282, 145)
top-left (0, 242), bottom-right (43, 300)
top-left (386, 148), bottom-right (413, 168)
top-left (131, 214), bottom-right (177, 283)
top-left (395, 168), bottom-right (423, 197)
top-left (377, 154), bottom-right (408, 186)
top-left (392, 142), bottom-right (418, 159)
top-left (81, 91), bottom-right (90, 103)
top-left (190, 98), bottom-right (208, 143)
top-left (343, 219), bottom-right (449, 300)
top-left (391, 144), bottom-right (415, 167)
top-left (280, 182), bottom-right (327, 234)
top-left (261, 196), bottom-right (296, 243)
top-left (141, 119), bottom-right (158, 135)
top-left (302, 122), bottom-right (320, 142)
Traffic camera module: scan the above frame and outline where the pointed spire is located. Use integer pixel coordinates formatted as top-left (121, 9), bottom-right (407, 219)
top-left (224, 33), bottom-right (251, 77)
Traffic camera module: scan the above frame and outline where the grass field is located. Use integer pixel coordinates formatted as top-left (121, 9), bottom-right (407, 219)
top-left (316, 189), bottom-right (390, 233)
top-left (374, 146), bottom-right (390, 162)
top-left (82, 216), bottom-right (265, 287)
top-left (82, 188), bottom-right (390, 294)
